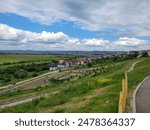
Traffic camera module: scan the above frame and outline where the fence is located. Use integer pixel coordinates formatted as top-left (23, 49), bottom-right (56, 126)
top-left (118, 73), bottom-right (128, 113)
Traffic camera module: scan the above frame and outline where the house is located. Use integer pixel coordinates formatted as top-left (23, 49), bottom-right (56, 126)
top-left (50, 57), bottom-right (90, 71)
top-left (145, 50), bottom-right (150, 56)
top-left (77, 56), bottom-right (92, 63)
top-left (57, 61), bottom-right (70, 68)
top-left (49, 62), bottom-right (58, 71)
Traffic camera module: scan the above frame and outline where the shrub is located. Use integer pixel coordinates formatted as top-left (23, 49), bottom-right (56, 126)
top-left (14, 69), bottom-right (28, 79)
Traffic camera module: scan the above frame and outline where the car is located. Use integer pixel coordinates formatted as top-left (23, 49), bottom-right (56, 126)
top-left (11, 82), bottom-right (16, 85)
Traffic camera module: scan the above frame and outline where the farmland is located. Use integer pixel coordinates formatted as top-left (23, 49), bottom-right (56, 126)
top-left (0, 55), bottom-right (53, 64)
top-left (0, 54), bottom-right (71, 69)
top-left (0, 53), bottom-right (150, 113)
top-left (0, 54), bottom-right (71, 87)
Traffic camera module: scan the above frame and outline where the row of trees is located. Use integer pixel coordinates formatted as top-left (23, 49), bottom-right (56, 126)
top-left (0, 63), bottom-right (50, 84)
top-left (0, 63), bottom-right (50, 74)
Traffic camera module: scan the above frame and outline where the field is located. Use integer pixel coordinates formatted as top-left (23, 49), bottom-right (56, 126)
top-left (0, 54), bottom-right (70, 69)
top-left (0, 55), bottom-right (53, 64)
top-left (0, 54), bottom-right (149, 113)
top-left (0, 54), bottom-right (70, 86)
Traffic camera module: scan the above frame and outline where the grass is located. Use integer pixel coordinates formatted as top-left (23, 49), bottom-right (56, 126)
top-left (0, 54), bottom-right (64, 70)
top-left (0, 59), bottom-right (133, 113)
top-left (0, 55), bottom-right (53, 64)
top-left (128, 58), bottom-right (150, 90)
top-left (0, 54), bottom-right (67, 86)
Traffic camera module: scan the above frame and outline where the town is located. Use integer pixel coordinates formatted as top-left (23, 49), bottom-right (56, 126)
top-left (49, 50), bottom-right (150, 71)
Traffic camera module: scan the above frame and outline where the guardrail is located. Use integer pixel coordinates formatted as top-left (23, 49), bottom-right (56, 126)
top-left (118, 73), bottom-right (128, 113)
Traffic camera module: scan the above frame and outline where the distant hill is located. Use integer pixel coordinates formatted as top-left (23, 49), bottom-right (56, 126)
top-left (0, 50), bottom-right (128, 55)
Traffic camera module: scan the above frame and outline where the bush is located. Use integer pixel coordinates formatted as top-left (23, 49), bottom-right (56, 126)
top-left (14, 69), bottom-right (28, 79)
top-left (87, 62), bottom-right (92, 67)
top-left (31, 72), bottom-right (38, 77)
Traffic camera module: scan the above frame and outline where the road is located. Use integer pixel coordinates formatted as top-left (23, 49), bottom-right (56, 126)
top-left (134, 76), bottom-right (150, 113)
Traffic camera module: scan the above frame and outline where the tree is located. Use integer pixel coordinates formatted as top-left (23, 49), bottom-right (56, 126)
top-left (87, 62), bottom-right (92, 67)
top-left (14, 69), bottom-right (28, 79)
top-left (142, 51), bottom-right (148, 57)
top-left (128, 51), bottom-right (139, 58)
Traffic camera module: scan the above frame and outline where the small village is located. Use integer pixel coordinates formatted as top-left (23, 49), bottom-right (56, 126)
top-left (49, 50), bottom-right (150, 71)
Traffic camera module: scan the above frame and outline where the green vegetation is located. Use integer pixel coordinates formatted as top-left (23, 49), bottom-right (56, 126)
top-left (0, 55), bottom-right (58, 64)
top-left (0, 54), bottom-right (72, 86)
top-left (0, 62), bottom-right (50, 86)
top-left (0, 55), bottom-right (65, 70)
top-left (0, 54), bottom-right (149, 113)
top-left (128, 58), bottom-right (150, 90)
top-left (0, 59), bottom-right (133, 113)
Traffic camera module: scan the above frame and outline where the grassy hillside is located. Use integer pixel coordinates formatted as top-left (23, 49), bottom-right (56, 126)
top-left (128, 58), bottom-right (150, 90)
top-left (1, 57), bottom-right (149, 113)
top-left (0, 59), bottom-right (133, 113)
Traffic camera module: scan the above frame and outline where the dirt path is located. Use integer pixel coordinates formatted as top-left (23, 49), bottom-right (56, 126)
top-left (0, 91), bottom-right (59, 109)
top-left (0, 71), bottom-right (58, 90)
top-left (133, 76), bottom-right (150, 113)
top-left (127, 60), bottom-right (142, 73)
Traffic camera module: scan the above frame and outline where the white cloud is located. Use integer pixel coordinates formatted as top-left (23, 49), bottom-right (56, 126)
top-left (67, 38), bottom-right (80, 45)
top-left (114, 37), bottom-right (149, 47)
top-left (112, 37), bottom-right (150, 51)
top-left (0, 0), bottom-right (150, 36)
top-left (83, 39), bottom-right (109, 46)
top-left (0, 24), bottom-right (150, 51)
top-left (0, 24), bottom-right (69, 44)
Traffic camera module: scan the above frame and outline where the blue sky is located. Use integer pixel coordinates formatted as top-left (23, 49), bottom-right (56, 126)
top-left (0, 13), bottom-right (119, 41)
top-left (0, 0), bottom-right (150, 51)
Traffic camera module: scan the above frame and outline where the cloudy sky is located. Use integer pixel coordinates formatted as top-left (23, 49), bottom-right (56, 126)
top-left (0, 0), bottom-right (150, 51)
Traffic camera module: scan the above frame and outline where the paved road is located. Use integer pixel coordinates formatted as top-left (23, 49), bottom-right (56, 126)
top-left (136, 76), bottom-right (150, 113)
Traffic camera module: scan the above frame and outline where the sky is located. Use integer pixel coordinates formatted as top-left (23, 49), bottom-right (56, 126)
top-left (0, 0), bottom-right (150, 51)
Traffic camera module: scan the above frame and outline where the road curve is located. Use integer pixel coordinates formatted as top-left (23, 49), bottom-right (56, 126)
top-left (133, 76), bottom-right (150, 113)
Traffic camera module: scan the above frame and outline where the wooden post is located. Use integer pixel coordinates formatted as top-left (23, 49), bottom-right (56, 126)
top-left (118, 73), bottom-right (128, 113)
top-left (122, 79), bottom-right (125, 93)
top-left (118, 92), bottom-right (124, 113)
top-left (125, 78), bottom-right (128, 95)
